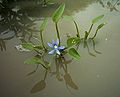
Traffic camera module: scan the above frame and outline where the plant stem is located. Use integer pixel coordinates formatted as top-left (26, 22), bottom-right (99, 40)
top-left (84, 31), bottom-right (88, 40)
top-left (92, 28), bottom-right (99, 39)
top-left (86, 23), bottom-right (94, 39)
top-left (55, 22), bottom-right (61, 46)
top-left (40, 31), bottom-right (47, 51)
top-left (73, 21), bottom-right (80, 38)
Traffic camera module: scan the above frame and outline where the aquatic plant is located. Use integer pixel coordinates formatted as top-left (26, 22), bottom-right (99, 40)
top-left (63, 15), bottom-right (80, 38)
top-left (84, 14), bottom-right (105, 40)
top-left (16, 3), bottom-right (106, 77)
top-left (12, 3), bottom-right (107, 93)
top-left (39, 18), bottom-right (48, 51)
top-left (52, 3), bottom-right (65, 46)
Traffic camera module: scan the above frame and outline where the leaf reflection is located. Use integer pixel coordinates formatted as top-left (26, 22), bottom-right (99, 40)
top-left (30, 70), bottom-right (48, 93)
top-left (76, 38), bottom-right (101, 57)
top-left (0, 39), bottom-right (6, 51)
top-left (64, 73), bottom-right (79, 90)
top-left (30, 55), bottom-right (79, 93)
top-left (54, 56), bottom-right (79, 90)
top-left (30, 80), bottom-right (46, 93)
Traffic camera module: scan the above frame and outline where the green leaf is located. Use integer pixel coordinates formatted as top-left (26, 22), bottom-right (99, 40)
top-left (52, 3), bottom-right (65, 23)
top-left (40, 18), bottom-right (48, 32)
top-left (34, 45), bottom-right (43, 51)
top-left (68, 48), bottom-right (80, 60)
top-left (24, 55), bottom-right (50, 69)
top-left (24, 56), bottom-right (44, 65)
top-left (92, 15), bottom-right (104, 24)
top-left (63, 15), bottom-right (74, 21)
top-left (22, 43), bottom-right (43, 51)
top-left (97, 23), bottom-right (106, 29)
top-left (67, 37), bottom-right (80, 47)
top-left (22, 43), bottom-right (34, 50)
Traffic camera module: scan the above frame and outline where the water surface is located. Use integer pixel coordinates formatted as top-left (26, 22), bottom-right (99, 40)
top-left (0, 0), bottom-right (120, 97)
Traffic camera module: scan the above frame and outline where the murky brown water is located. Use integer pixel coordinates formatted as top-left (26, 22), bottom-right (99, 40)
top-left (0, 0), bottom-right (120, 97)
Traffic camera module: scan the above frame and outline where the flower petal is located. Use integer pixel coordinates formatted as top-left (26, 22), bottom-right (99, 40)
top-left (58, 46), bottom-right (65, 50)
top-left (47, 43), bottom-right (53, 48)
top-left (56, 50), bottom-right (60, 55)
top-left (48, 50), bottom-right (55, 54)
top-left (52, 40), bottom-right (55, 44)
top-left (56, 39), bottom-right (59, 45)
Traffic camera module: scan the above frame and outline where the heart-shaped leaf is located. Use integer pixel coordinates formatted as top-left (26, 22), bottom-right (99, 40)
top-left (33, 45), bottom-right (43, 51)
top-left (97, 23), bottom-right (106, 30)
top-left (40, 18), bottom-right (48, 32)
top-left (24, 56), bottom-right (44, 65)
top-left (67, 37), bottom-right (80, 47)
top-left (22, 43), bottom-right (34, 50)
top-left (68, 48), bottom-right (80, 60)
top-left (52, 3), bottom-right (65, 23)
top-left (24, 55), bottom-right (50, 69)
top-left (22, 43), bottom-right (43, 51)
top-left (92, 15), bottom-right (104, 24)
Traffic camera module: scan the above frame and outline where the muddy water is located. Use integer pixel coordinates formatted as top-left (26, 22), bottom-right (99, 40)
top-left (0, 0), bottom-right (120, 97)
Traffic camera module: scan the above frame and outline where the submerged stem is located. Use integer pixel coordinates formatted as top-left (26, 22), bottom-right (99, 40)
top-left (92, 28), bottom-right (99, 39)
top-left (43, 70), bottom-right (48, 81)
top-left (86, 23), bottom-right (94, 39)
top-left (84, 31), bottom-right (88, 40)
top-left (55, 23), bottom-right (61, 46)
top-left (73, 21), bottom-right (80, 38)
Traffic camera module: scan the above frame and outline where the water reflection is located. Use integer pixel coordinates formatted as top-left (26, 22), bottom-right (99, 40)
top-left (98, 0), bottom-right (120, 12)
top-left (54, 56), bottom-right (78, 90)
top-left (30, 55), bottom-right (78, 94)
top-left (0, 34), bottom-right (14, 51)
top-left (77, 38), bottom-right (101, 57)
top-left (30, 70), bottom-right (47, 93)
top-left (0, 0), bottom-right (49, 6)
top-left (13, 0), bottom-right (97, 17)
top-left (0, 2), bottom-right (39, 51)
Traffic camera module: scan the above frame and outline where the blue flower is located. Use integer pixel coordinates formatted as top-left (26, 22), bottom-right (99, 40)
top-left (47, 39), bottom-right (65, 55)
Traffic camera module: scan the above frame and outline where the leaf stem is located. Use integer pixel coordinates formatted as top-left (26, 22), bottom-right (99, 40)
top-left (92, 28), bottom-right (99, 39)
top-left (86, 23), bottom-right (94, 39)
top-left (55, 22), bottom-right (61, 46)
top-left (73, 21), bottom-right (80, 38)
